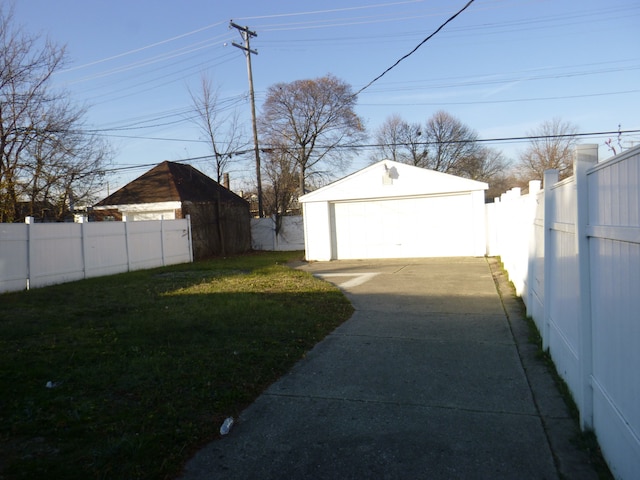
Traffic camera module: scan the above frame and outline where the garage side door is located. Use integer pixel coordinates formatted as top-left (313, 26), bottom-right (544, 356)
top-left (331, 195), bottom-right (476, 259)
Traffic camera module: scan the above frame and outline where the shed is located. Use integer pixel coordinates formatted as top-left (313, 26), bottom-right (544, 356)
top-left (93, 161), bottom-right (251, 259)
top-left (299, 160), bottom-right (488, 261)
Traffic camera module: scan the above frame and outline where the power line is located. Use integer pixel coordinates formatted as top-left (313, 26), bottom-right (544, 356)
top-left (73, 52), bottom-right (238, 107)
top-left (99, 128), bottom-right (640, 176)
top-left (354, 0), bottom-right (476, 96)
top-left (360, 89), bottom-right (640, 106)
top-left (90, 127), bottom-right (640, 147)
top-left (45, 1), bottom-right (635, 134)
top-left (360, 61), bottom-right (640, 94)
top-left (303, 129), bottom-right (640, 150)
top-left (236, 0), bottom-right (424, 21)
top-left (86, 94), bottom-right (248, 132)
top-left (58, 21), bottom-right (228, 73)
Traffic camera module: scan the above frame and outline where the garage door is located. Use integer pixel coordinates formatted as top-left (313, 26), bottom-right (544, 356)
top-left (330, 194), bottom-right (476, 259)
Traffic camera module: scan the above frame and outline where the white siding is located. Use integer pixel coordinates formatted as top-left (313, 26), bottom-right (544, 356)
top-left (127, 210), bottom-right (176, 221)
top-left (303, 202), bottom-right (333, 261)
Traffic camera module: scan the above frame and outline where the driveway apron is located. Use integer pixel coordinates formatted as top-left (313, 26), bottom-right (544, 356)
top-left (179, 257), bottom-right (597, 480)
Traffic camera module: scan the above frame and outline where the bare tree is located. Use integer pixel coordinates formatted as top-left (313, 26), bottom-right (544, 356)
top-left (484, 169), bottom-right (524, 202)
top-left (259, 74), bottom-right (366, 196)
top-left (422, 110), bottom-right (482, 174)
top-left (401, 122), bottom-right (429, 168)
top-left (0, 6), bottom-right (110, 222)
top-left (372, 115), bottom-right (428, 167)
top-left (374, 111), bottom-right (506, 178)
top-left (453, 146), bottom-right (508, 182)
top-left (188, 74), bottom-right (250, 254)
top-left (23, 103), bottom-right (110, 219)
top-left (517, 117), bottom-right (579, 182)
top-left (372, 111), bottom-right (509, 199)
top-left (188, 74), bottom-right (247, 183)
top-left (371, 115), bottom-right (402, 163)
top-left (261, 149), bottom-right (299, 234)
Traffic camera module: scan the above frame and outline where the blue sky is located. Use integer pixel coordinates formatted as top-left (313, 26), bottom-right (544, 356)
top-left (11, 0), bottom-right (640, 195)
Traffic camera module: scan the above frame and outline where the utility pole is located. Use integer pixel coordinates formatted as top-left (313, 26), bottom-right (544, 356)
top-left (230, 21), bottom-right (263, 218)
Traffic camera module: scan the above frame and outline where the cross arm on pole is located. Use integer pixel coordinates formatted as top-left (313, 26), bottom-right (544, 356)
top-left (229, 21), bottom-right (257, 38)
top-left (231, 42), bottom-right (258, 56)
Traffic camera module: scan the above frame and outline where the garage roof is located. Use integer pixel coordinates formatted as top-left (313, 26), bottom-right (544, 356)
top-left (299, 160), bottom-right (488, 203)
top-left (94, 161), bottom-right (247, 207)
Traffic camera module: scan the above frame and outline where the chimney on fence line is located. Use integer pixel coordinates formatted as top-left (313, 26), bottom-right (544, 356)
top-left (223, 173), bottom-right (230, 190)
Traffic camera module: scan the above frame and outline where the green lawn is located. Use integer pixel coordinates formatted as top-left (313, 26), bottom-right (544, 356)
top-left (0, 251), bottom-right (353, 479)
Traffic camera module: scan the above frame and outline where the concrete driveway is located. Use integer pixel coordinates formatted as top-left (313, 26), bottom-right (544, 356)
top-left (179, 257), bottom-right (598, 479)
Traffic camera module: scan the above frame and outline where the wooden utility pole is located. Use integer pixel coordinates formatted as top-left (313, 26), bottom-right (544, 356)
top-left (230, 21), bottom-right (264, 217)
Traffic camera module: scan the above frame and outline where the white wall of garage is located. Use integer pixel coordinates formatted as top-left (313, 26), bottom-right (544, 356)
top-left (300, 160), bottom-right (488, 261)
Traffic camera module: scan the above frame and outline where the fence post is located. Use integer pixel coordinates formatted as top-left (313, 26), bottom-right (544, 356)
top-left (271, 215), bottom-right (277, 250)
top-left (505, 187), bottom-right (521, 290)
top-left (186, 214), bottom-right (193, 262)
top-left (25, 216), bottom-right (34, 290)
top-left (160, 217), bottom-right (166, 267)
top-left (123, 217), bottom-right (132, 271)
top-left (575, 144), bottom-right (598, 430)
top-left (542, 169), bottom-right (559, 350)
top-left (527, 180), bottom-right (541, 312)
top-left (77, 215), bottom-right (89, 280)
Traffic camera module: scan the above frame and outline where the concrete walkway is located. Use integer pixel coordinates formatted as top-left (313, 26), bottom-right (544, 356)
top-left (179, 257), bottom-right (599, 479)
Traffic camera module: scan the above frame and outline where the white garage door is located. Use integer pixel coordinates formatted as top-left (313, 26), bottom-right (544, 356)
top-left (331, 194), bottom-right (476, 259)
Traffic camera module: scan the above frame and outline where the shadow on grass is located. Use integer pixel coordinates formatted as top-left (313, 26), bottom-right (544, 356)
top-left (0, 252), bottom-right (353, 480)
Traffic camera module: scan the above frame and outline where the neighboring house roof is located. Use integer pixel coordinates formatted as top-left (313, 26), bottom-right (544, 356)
top-left (94, 161), bottom-right (247, 207)
top-left (299, 160), bottom-right (488, 203)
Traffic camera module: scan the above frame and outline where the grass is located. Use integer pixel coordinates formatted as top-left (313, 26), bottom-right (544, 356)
top-left (0, 251), bottom-right (354, 480)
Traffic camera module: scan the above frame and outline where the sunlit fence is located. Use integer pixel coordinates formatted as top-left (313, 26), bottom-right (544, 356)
top-left (0, 217), bottom-right (192, 293)
top-left (487, 144), bottom-right (640, 480)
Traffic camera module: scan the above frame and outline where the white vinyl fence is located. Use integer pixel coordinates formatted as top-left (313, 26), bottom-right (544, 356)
top-left (487, 144), bottom-right (640, 480)
top-left (0, 217), bottom-right (192, 293)
top-left (251, 215), bottom-right (304, 251)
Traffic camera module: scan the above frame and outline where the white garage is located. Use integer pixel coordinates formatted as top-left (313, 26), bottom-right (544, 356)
top-left (299, 160), bottom-right (488, 261)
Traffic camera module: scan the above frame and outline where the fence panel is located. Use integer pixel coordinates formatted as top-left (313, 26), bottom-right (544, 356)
top-left (29, 223), bottom-right (85, 289)
top-left (526, 190), bottom-right (545, 328)
top-left (251, 215), bottom-right (304, 251)
top-left (251, 217), bottom-right (275, 250)
top-left (0, 218), bottom-right (192, 293)
top-left (161, 219), bottom-right (193, 265)
top-left (126, 221), bottom-right (165, 270)
top-left (546, 177), bottom-right (581, 408)
top-left (485, 181), bottom-right (540, 299)
top-left (278, 216), bottom-right (304, 251)
top-left (489, 144), bottom-right (640, 479)
top-left (587, 147), bottom-right (640, 480)
top-left (0, 223), bottom-right (28, 292)
top-left (83, 222), bottom-right (129, 278)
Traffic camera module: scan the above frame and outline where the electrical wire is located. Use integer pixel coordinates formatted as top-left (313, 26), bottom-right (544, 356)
top-left (25, 0), bottom-right (635, 164)
top-left (235, 0), bottom-right (424, 21)
top-left (58, 20), bottom-right (228, 73)
top-left (97, 128), bottom-right (640, 175)
top-left (48, 0), bottom-right (637, 126)
top-left (354, 0), bottom-right (475, 97)
top-left (360, 89), bottom-right (640, 106)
